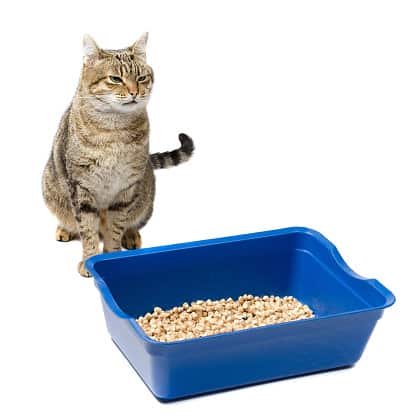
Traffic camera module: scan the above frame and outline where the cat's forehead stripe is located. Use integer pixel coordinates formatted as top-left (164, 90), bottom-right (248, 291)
top-left (104, 48), bottom-right (129, 55)
top-left (100, 50), bottom-right (146, 77)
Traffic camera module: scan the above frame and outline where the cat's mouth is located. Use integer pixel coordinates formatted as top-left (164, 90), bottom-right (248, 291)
top-left (122, 100), bottom-right (138, 106)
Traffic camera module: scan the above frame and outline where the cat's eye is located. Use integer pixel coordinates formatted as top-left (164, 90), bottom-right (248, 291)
top-left (109, 75), bottom-right (123, 84)
top-left (137, 75), bottom-right (147, 82)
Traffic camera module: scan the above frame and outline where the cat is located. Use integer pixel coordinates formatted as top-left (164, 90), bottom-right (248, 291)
top-left (42, 33), bottom-right (194, 277)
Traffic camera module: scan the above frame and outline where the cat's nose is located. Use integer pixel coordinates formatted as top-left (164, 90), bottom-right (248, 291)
top-left (126, 80), bottom-right (138, 97)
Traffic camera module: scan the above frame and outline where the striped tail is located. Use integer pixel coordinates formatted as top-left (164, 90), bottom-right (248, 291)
top-left (150, 133), bottom-right (194, 169)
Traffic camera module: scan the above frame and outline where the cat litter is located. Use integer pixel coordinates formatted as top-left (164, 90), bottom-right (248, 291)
top-left (137, 294), bottom-right (314, 342)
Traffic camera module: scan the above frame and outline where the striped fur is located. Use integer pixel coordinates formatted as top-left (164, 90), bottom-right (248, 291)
top-left (42, 34), bottom-right (194, 277)
top-left (150, 133), bottom-right (194, 169)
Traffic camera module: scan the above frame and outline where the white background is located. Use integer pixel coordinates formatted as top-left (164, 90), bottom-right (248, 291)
top-left (1, 0), bottom-right (410, 416)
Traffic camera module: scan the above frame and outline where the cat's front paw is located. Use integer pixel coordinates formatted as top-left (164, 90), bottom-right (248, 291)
top-left (78, 261), bottom-right (91, 277)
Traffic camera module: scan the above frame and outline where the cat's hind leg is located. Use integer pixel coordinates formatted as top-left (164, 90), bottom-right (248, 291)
top-left (121, 203), bottom-right (153, 250)
top-left (56, 225), bottom-right (79, 242)
top-left (43, 170), bottom-right (79, 243)
top-left (53, 203), bottom-right (79, 242)
top-left (121, 227), bottom-right (142, 250)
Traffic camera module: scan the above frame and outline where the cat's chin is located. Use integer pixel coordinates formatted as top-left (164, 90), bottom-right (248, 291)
top-left (110, 101), bottom-right (147, 114)
top-left (83, 96), bottom-right (148, 114)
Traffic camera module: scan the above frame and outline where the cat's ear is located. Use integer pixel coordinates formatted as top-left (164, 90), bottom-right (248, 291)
top-left (131, 32), bottom-right (148, 60)
top-left (83, 34), bottom-right (100, 65)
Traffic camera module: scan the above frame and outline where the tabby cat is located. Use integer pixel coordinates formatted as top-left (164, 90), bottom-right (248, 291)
top-left (42, 33), bottom-right (194, 276)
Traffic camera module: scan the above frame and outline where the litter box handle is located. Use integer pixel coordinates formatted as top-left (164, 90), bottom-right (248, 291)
top-left (366, 279), bottom-right (396, 307)
top-left (330, 245), bottom-right (395, 308)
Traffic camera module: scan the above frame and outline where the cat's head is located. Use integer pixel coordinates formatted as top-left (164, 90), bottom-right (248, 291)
top-left (80, 33), bottom-right (153, 113)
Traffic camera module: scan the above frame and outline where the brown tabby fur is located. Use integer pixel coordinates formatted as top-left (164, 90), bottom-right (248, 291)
top-left (42, 34), bottom-right (194, 276)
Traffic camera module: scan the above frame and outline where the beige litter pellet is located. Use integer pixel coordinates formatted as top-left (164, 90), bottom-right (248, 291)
top-left (137, 294), bottom-right (314, 342)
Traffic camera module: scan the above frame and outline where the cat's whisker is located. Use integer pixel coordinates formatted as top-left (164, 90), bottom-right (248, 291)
top-left (76, 95), bottom-right (104, 99)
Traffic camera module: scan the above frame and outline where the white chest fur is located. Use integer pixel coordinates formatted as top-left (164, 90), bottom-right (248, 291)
top-left (82, 145), bottom-right (145, 209)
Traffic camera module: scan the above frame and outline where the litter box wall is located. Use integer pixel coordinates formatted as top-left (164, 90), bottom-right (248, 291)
top-left (102, 298), bottom-right (381, 400)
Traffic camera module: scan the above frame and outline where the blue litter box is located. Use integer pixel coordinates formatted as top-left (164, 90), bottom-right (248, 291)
top-left (86, 227), bottom-right (395, 400)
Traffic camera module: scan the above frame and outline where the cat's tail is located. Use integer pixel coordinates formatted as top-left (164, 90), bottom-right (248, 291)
top-left (150, 133), bottom-right (194, 169)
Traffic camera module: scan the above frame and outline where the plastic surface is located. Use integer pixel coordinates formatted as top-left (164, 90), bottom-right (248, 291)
top-left (86, 227), bottom-right (395, 400)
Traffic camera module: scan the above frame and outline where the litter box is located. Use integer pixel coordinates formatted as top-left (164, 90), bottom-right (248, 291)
top-left (86, 227), bottom-right (395, 400)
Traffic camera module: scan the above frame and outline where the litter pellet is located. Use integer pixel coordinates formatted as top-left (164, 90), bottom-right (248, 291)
top-left (136, 294), bottom-right (314, 342)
